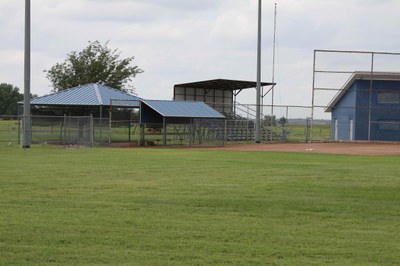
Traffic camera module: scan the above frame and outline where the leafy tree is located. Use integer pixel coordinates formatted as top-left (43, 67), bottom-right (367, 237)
top-left (45, 41), bottom-right (143, 93)
top-left (0, 83), bottom-right (23, 116)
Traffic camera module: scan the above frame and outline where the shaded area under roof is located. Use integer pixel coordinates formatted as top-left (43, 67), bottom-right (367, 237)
top-left (25, 83), bottom-right (141, 108)
top-left (140, 100), bottom-right (225, 124)
top-left (325, 72), bottom-right (400, 112)
top-left (174, 79), bottom-right (275, 91)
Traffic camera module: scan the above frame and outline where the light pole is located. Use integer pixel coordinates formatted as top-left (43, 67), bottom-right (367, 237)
top-left (271, 3), bottom-right (277, 116)
top-left (22, 0), bottom-right (31, 148)
top-left (255, 0), bottom-right (262, 143)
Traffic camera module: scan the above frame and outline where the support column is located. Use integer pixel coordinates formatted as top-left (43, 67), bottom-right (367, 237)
top-left (163, 118), bottom-right (167, 146)
top-left (255, 0), bottom-right (262, 143)
top-left (22, 0), bottom-right (31, 148)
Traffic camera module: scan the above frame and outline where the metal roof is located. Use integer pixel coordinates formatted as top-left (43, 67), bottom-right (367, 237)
top-left (142, 100), bottom-right (225, 119)
top-left (28, 83), bottom-right (141, 107)
top-left (174, 79), bottom-right (275, 91)
top-left (325, 72), bottom-right (400, 112)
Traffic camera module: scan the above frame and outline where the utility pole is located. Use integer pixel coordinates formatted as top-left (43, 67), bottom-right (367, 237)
top-left (255, 0), bottom-right (262, 143)
top-left (271, 3), bottom-right (277, 116)
top-left (23, 0), bottom-right (31, 148)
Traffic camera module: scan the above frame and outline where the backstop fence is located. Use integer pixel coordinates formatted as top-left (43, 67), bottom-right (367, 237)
top-left (311, 49), bottom-right (400, 142)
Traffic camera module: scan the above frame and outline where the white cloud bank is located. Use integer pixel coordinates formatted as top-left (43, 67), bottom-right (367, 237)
top-left (1, 0), bottom-right (400, 110)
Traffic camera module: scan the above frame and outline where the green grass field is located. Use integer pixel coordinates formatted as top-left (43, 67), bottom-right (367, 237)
top-left (1, 146), bottom-right (399, 265)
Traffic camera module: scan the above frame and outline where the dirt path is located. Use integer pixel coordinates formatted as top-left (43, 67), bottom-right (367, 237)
top-left (212, 142), bottom-right (400, 156)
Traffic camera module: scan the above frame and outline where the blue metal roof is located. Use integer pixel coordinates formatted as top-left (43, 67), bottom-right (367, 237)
top-left (142, 100), bottom-right (225, 119)
top-left (29, 83), bottom-right (141, 107)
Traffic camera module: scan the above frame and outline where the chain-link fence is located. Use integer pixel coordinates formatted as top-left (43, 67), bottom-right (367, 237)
top-left (139, 119), bottom-right (225, 146)
top-left (219, 102), bottom-right (331, 143)
top-left (0, 115), bottom-right (94, 147)
top-left (0, 116), bottom-right (19, 146)
top-left (0, 105), bottom-right (333, 147)
top-left (0, 115), bottom-right (145, 147)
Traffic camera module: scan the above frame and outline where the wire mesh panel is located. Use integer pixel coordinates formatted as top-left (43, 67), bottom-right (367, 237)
top-left (27, 115), bottom-right (93, 147)
top-left (108, 99), bottom-right (140, 145)
top-left (1, 115), bottom-right (94, 147)
top-left (62, 116), bottom-right (93, 147)
top-left (221, 103), bottom-right (325, 143)
top-left (0, 116), bottom-right (19, 146)
top-left (140, 119), bottom-right (225, 146)
top-left (30, 116), bottom-right (63, 145)
top-left (192, 118), bottom-right (225, 145)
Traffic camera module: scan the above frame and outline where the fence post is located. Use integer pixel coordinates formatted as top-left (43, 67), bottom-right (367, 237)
top-left (305, 117), bottom-right (311, 142)
top-left (90, 114), bottom-right (94, 147)
top-left (224, 120), bottom-right (227, 145)
top-left (63, 114), bottom-right (67, 148)
top-left (18, 116), bottom-right (21, 145)
top-left (128, 111), bottom-right (131, 143)
top-left (108, 106), bottom-right (112, 146)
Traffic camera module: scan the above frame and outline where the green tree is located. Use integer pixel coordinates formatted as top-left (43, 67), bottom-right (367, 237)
top-left (45, 41), bottom-right (143, 93)
top-left (0, 83), bottom-right (23, 116)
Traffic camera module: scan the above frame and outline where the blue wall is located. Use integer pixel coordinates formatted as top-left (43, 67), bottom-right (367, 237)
top-left (331, 83), bottom-right (357, 140)
top-left (331, 79), bottom-right (400, 141)
top-left (355, 80), bottom-right (370, 140)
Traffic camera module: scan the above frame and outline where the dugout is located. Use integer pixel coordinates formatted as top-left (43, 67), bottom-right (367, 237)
top-left (19, 83), bottom-right (141, 145)
top-left (139, 100), bottom-right (225, 146)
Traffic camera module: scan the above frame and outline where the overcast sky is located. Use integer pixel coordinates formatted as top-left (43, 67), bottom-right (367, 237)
top-left (1, 0), bottom-right (400, 114)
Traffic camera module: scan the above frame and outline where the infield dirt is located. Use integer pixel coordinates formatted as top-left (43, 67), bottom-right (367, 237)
top-left (212, 142), bottom-right (400, 156)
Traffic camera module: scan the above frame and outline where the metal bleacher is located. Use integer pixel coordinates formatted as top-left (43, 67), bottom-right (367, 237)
top-left (220, 112), bottom-right (282, 142)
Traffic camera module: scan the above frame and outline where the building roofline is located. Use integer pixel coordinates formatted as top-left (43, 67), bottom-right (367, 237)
top-left (141, 99), bottom-right (225, 119)
top-left (19, 83), bottom-right (141, 108)
top-left (174, 79), bottom-right (275, 91)
top-left (325, 71), bottom-right (400, 112)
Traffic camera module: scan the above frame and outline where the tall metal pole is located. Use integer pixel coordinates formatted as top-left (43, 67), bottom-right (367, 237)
top-left (271, 3), bottom-right (277, 116)
top-left (310, 50), bottom-right (317, 143)
top-left (22, 0), bottom-right (31, 148)
top-left (255, 0), bottom-right (262, 143)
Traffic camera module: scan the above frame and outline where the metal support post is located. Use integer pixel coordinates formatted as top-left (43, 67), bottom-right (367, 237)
top-left (22, 0), bottom-right (31, 148)
top-left (163, 118), bottom-right (167, 146)
top-left (255, 0), bottom-right (262, 143)
top-left (90, 114), bottom-right (94, 147)
top-left (310, 50), bottom-right (317, 143)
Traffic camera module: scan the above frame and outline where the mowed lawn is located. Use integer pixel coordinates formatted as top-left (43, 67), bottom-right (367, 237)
top-left (0, 146), bottom-right (399, 265)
